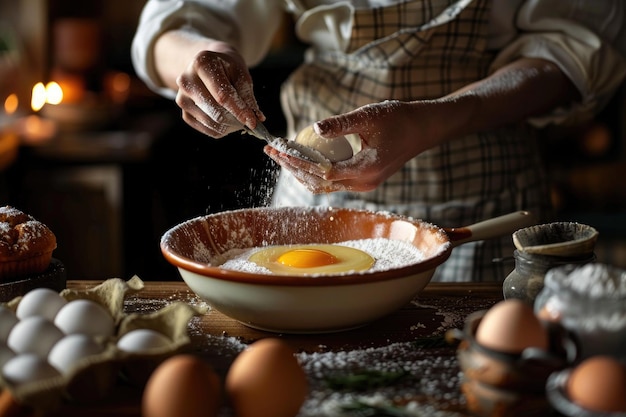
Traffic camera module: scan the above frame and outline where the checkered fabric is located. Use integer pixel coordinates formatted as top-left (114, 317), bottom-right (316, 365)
top-left (274, 0), bottom-right (552, 281)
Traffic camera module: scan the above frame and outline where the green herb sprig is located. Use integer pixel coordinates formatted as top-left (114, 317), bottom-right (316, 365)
top-left (324, 369), bottom-right (412, 391)
top-left (339, 400), bottom-right (413, 417)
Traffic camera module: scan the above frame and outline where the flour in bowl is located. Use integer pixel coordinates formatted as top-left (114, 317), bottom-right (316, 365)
top-left (217, 238), bottom-right (446, 275)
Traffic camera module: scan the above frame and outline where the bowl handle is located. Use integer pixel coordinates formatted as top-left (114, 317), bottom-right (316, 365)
top-left (444, 211), bottom-right (537, 247)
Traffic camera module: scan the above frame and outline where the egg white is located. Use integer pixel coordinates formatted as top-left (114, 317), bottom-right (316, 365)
top-left (248, 244), bottom-right (375, 275)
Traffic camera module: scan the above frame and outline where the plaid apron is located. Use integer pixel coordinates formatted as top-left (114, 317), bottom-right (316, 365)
top-left (274, 0), bottom-right (552, 281)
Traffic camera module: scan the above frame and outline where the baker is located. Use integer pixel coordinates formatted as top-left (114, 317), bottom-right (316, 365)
top-left (131, 0), bottom-right (626, 281)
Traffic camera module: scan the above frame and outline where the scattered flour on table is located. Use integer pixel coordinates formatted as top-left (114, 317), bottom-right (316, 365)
top-left (411, 300), bottom-right (464, 334)
top-left (296, 342), bottom-right (464, 417)
top-left (127, 291), bottom-right (468, 417)
top-left (218, 238), bottom-right (437, 275)
top-left (190, 333), bottom-right (465, 417)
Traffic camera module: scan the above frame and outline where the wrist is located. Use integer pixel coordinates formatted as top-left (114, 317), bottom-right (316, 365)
top-left (405, 96), bottom-right (480, 149)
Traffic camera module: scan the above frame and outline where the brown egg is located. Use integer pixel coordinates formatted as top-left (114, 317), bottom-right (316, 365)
top-left (142, 354), bottom-right (222, 417)
top-left (567, 356), bottom-right (626, 413)
top-left (475, 299), bottom-right (548, 354)
top-left (225, 338), bottom-right (308, 417)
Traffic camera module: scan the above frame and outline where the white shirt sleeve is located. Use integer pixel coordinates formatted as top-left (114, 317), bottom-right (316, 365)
top-left (131, 0), bottom-right (285, 98)
top-left (489, 0), bottom-right (626, 127)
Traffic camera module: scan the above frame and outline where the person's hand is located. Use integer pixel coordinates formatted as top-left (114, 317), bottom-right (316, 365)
top-left (265, 100), bottom-right (443, 193)
top-left (175, 46), bottom-right (263, 138)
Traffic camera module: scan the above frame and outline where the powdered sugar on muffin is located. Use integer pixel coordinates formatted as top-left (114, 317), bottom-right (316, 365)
top-left (0, 206), bottom-right (57, 279)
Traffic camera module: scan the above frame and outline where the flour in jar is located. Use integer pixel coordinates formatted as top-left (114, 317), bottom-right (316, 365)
top-left (217, 238), bottom-right (446, 275)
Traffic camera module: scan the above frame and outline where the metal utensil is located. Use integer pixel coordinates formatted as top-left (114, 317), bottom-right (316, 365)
top-left (244, 122), bottom-right (332, 171)
top-left (244, 121), bottom-right (280, 144)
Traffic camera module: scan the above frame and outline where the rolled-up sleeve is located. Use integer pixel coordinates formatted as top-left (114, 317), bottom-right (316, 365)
top-left (490, 0), bottom-right (626, 127)
top-left (131, 0), bottom-right (284, 99)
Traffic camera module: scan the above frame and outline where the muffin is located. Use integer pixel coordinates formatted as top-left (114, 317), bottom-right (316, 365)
top-left (0, 206), bottom-right (57, 279)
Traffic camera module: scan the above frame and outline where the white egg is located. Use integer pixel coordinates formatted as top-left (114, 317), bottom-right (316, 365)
top-left (0, 306), bottom-right (18, 342)
top-left (117, 329), bottom-right (170, 353)
top-left (48, 334), bottom-right (104, 374)
top-left (54, 299), bottom-right (114, 338)
top-left (0, 343), bottom-right (15, 367)
top-left (2, 354), bottom-right (60, 386)
top-left (7, 316), bottom-right (64, 357)
top-left (16, 287), bottom-right (67, 321)
top-left (294, 125), bottom-right (354, 162)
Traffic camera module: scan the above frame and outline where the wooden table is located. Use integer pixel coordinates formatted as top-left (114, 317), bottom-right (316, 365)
top-left (57, 280), bottom-right (504, 417)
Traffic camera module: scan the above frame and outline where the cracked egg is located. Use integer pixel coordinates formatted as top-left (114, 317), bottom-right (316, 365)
top-left (248, 244), bottom-right (375, 275)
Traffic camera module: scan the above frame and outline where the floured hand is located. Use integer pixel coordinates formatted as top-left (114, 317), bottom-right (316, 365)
top-left (264, 145), bottom-right (379, 194)
top-left (175, 44), bottom-right (264, 138)
top-left (267, 100), bottom-right (441, 193)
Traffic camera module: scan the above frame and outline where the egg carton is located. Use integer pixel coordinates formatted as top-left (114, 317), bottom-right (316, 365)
top-left (0, 276), bottom-right (206, 412)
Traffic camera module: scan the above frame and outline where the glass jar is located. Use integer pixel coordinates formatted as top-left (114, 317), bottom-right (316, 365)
top-left (502, 250), bottom-right (595, 305)
top-left (534, 263), bottom-right (626, 360)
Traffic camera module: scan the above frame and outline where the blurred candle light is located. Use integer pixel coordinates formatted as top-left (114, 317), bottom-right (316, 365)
top-left (31, 83), bottom-right (47, 112)
top-left (4, 94), bottom-right (19, 115)
top-left (1, 94), bottom-right (19, 132)
top-left (15, 82), bottom-right (59, 143)
top-left (1, 94), bottom-right (20, 170)
top-left (45, 82), bottom-right (63, 105)
top-left (50, 70), bottom-right (85, 104)
top-left (30, 82), bottom-right (63, 111)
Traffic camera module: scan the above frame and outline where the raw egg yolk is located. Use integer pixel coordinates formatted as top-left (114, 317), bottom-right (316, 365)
top-left (248, 244), bottom-right (375, 275)
top-left (277, 249), bottom-right (338, 268)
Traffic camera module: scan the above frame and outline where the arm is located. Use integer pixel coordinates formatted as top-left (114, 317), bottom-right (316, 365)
top-left (266, 57), bottom-right (579, 193)
top-left (130, 0), bottom-right (285, 137)
top-left (490, 0), bottom-right (626, 127)
top-left (153, 30), bottom-right (233, 92)
top-left (433, 57), bottom-right (580, 144)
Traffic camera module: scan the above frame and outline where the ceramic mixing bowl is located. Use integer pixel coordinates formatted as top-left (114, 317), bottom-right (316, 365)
top-left (161, 207), bottom-right (534, 333)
